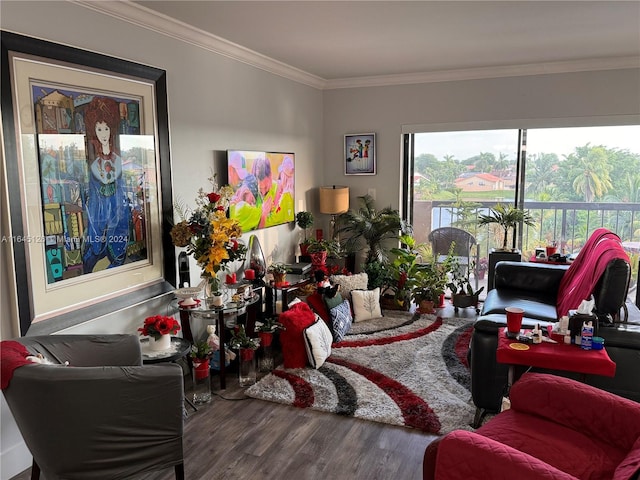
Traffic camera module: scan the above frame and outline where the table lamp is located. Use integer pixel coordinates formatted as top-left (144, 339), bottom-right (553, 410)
top-left (319, 185), bottom-right (349, 239)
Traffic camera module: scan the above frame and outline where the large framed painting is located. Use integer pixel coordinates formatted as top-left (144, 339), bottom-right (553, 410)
top-left (345, 133), bottom-right (376, 175)
top-left (1, 31), bottom-right (175, 335)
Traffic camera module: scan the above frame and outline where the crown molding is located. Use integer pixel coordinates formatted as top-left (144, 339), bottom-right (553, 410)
top-left (72, 0), bottom-right (327, 89)
top-left (326, 56), bottom-right (640, 89)
top-left (73, 0), bottom-right (639, 91)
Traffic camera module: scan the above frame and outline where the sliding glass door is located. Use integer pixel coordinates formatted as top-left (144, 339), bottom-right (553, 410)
top-left (406, 124), bottom-right (640, 299)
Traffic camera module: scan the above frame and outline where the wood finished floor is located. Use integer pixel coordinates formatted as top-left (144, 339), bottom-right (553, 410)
top-left (11, 305), bottom-right (478, 480)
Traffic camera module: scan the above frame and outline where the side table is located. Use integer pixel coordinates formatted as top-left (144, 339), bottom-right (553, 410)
top-left (496, 331), bottom-right (616, 388)
top-left (178, 293), bottom-right (260, 390)
top-left (140, 336), bottom-right (196, 411)
top-left (265, 273), bottom-right (311, 316)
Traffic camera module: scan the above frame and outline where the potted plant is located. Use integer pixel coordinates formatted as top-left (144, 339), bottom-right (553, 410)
top-left (254, 316), bottom-right (285, 347)
top-left (382, 234), bottom-right (428, 310)
top-left (335, 194), bottom-right (412, 270)
top-left (447, 258), bottom-right (485, 313)
top-left (296, 211), bottom-right (314, 256)
top-left (229, 324), bottom-right (261, 386)
top-left (411, 245), bottom-right (456, 313)
top-left (306, 238), bottom-right (341, 270)
top-left (268, 262), bottom-right (288, 286)
top-left (411, 267), bottom-right (440, 314)
top-left (254, 317), bottom-right (285, 372)
top-left (190, 340), bottom-right (213, 404)
top-left (477, 203), bottom-right (536, 251)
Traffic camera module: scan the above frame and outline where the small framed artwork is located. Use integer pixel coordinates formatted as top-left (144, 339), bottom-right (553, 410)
top-left (345, 133), bottom-right (376, 175)
top-left (1, 31), bottom-right (175, 335)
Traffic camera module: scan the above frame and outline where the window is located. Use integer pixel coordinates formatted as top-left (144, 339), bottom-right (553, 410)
top-left (406, 124), bottom-right (640, 298)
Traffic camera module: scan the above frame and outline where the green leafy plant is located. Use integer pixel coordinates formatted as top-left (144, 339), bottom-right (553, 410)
top-left (410, 244), bottom-right (456, 304)
top-left (255, 317), bottom-right (285, 333)
top-left (191, 340), bottom-right (213, 360)
top-left (296, 211), bottom-right (314, 244)
top-left (477, 203), bottom-right (536, 251)
top-left (306, 238), bottom-right (342, 257)
top-left (267, 262), bottom-right (288, 274)
top-left (447, 257), bottom-right (485, 297)
top-left (229, 325), bottom-right (260, 350)
top-left (335, 194), bottom-right (412, 265)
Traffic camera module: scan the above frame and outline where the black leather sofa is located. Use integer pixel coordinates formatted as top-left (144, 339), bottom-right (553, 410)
top-left (469, 259), bottom-right (640, 426)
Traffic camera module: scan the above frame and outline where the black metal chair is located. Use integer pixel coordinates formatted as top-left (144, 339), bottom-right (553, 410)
top-left (428, 227), bottom-right (479, 289)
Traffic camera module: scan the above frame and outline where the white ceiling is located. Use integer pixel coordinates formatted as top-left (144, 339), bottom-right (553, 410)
top-left (105, 1), bottom-right (640, 88)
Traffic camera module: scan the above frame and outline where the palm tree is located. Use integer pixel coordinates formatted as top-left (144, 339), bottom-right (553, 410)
top-left (525, 152), bottom-right (558, 198)
top-left (335, 194), bottom-right (412, 265)
top-left (477, 203), bottom-right (536, 251)
top-left (564, 144), bottom-right (613, 202)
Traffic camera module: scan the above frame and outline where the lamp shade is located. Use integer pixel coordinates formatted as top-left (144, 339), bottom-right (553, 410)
top-left (319, 186), bottom-right (349, 214)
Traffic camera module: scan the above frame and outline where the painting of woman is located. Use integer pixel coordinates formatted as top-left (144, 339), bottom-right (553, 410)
top-left (82, 96), bottom-right (130, 272)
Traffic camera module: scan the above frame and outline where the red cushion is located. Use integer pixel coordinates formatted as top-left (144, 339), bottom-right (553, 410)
top-left (306, 292), bottom-right (331, 325)
top-left (278, 302), bottom-right (317, 368)
top-left (477, 410), bottom-right (625, 479)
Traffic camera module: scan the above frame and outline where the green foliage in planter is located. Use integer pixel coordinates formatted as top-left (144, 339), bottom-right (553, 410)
top-left (335, 194), bottom-right (412, 264)
top-left (477, 203), bottom-right (536, 250)
top-left (296, 211), bottom-right (314, 244)
top-left (191, 340), bottom-right (213, 360)
top-left (447, 257), bottom-right (485, 297)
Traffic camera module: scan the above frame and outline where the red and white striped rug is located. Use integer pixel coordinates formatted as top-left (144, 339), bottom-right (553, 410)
top-left (246, 311), bottom-right (475, 435)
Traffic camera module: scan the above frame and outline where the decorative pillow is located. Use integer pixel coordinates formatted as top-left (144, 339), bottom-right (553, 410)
top-left (306, 292), bottom-right (331, 326)
top-left (324, 291), bottom-right (344, 311)
top-left (279, 302), bottom-right (317, 368)
top-left (329, 272), bottom-right (368, 303)
top-left (330, 299), bottom-right (353, 343)
top-left (351, 288), bottom-right (383, 322)
top-left (303, 316), bottom-right (333, 369)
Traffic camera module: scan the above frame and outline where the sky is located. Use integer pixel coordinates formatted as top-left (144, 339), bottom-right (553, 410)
top-left (415, 125), bottom-right (640, 161)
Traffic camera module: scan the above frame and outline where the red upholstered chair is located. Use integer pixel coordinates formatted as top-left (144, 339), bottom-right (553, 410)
top-left (278, 301), bottom-right (317, 368)
top-left (423, 373), bottom-right (640, 480)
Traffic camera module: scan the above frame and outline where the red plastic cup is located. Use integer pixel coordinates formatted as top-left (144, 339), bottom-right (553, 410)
top-left (545, 245), bottom-right (557, 257)
top-left (506, 307), bottom-right (524, 334)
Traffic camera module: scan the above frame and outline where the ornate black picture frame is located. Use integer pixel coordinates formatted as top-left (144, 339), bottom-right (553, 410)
top-left (1, 31), bottom-right (175, 335)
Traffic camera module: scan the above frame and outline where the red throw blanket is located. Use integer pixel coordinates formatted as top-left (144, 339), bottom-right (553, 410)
top-left (1, 340), bottom-right (32, 390)
top-left (556, 228), bottom-right (629, 317)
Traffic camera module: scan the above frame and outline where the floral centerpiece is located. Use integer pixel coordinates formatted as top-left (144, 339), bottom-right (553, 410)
top-left (138, 315), bottom-right (181, 351)
top-left (138, 315), bottom-right (181, 340)
top-left (170, 174), bottom-right (247, 295)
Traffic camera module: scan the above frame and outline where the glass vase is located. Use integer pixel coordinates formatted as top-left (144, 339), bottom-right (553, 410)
top-left (238, 348), bottom-right (257, 386)
top-left (191, 358), bottom-right (212, 405)
top-left (203, 274), bottom-right (225, 308)
top-left (258, 332), bottom-right (275, 372)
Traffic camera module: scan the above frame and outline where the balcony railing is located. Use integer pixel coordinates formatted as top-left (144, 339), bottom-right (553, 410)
top-left (413, 200), bottom-right (640, 301)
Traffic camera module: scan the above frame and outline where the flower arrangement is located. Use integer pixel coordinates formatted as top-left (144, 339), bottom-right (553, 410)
top-left (138, 315), bottom-right (181, 340)
top-left (170, 174), bottom-right (247, 293)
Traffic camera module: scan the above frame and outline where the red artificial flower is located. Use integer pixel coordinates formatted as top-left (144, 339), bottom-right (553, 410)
top-left (207, 192), bottom-right (221, 203)
top-left (216, 206), bottom-right (225, 211)
top-left (138, 315), bottom-right (181, 338)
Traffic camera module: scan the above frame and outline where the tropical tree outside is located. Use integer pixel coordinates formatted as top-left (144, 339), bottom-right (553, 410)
top-left (409, 125), bottom-right (640, 294)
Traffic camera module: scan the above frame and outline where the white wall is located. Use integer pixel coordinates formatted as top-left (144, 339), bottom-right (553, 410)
top-left (0, 2), bottom-right (323, 478)
top-left (323, 69), bottom-right (640, 212)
